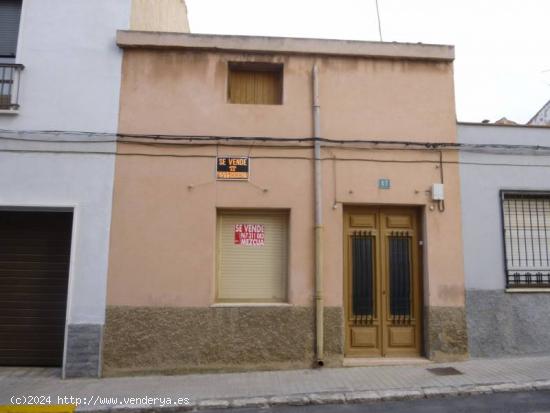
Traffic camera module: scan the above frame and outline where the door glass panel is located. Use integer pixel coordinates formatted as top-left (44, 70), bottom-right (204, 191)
top-left (388, 233), bottom-right (412, 323)
top-left (351, 232), bottom-right (375, 324)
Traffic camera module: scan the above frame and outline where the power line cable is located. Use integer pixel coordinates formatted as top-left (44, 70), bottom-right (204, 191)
top-left (2, 128), bottom-right (550, 151)
top-left (3, 147), bottom-right (550, 168)
top-left (375, 0), bottom-right (383, 41)
top-left (4, 132), bottom-right (550, 153)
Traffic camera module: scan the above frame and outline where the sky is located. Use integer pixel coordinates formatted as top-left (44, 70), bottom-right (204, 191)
top-left (185, 0), bottom-right (550, 124)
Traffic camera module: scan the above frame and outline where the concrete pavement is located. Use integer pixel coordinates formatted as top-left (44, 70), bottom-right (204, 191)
top-left (1, 356), bottom-right (550, 412)
top-left (210, 391), bottom-right (550, 413)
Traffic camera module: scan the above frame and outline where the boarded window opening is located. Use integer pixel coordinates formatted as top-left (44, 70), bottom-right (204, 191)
top-left (228, 63), bottom-right (283, 105)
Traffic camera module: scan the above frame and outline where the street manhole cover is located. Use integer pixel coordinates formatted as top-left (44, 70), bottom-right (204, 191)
top-left (427, 367), bottom-right (463, 376)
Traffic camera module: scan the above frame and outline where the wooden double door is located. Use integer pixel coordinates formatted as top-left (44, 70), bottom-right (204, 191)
top-left (344, 207), bottom-right (422, 358)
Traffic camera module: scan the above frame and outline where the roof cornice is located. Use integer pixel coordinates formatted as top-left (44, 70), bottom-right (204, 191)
top-left (117, 31), bottom-right (455, 62)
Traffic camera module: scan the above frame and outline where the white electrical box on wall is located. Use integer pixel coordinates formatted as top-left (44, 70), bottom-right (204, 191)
top-left (432, 183), bottom-right (445, 201)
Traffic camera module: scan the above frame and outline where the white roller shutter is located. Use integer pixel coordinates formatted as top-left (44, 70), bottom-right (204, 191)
top-left (217, 211), bottom-right (288, 302)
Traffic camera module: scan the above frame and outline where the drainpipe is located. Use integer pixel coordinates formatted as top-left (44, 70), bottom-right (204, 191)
top-left (312, 64), bottom-right (324, 367)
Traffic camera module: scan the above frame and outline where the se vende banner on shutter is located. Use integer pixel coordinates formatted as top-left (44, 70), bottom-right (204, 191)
top-left (234, 224), bottom-right (265, 246)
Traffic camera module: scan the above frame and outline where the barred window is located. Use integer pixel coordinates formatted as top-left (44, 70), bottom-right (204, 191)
top-left (502, 192), bottom-right (550, 288)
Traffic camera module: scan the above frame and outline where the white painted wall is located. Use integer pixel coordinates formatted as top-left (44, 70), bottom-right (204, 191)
top-left (1, 0), bottom-right (132, 131)
top-left (0, 139), bottom-right (116, 324)
top-left (459, 123), bottom-right (550, 290)
top-left (0, 0), bottom-right (132, 325)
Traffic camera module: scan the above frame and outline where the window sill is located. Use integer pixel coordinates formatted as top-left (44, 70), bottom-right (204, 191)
top-left (0, 109), bottom-right (19, 115)
top-left (506, 288), bottom-right (550, 293)
top-left (211, 302), bottom-right (291, 308)
top-left (227, 102), bottom-right (283, 106)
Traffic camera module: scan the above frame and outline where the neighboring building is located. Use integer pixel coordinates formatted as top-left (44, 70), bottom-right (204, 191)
top-left (495, 117), bottom-right (518, 125)
top-left (529, 100), bottom-right (550, 126)
top-left (459, 122), bottom-right (550, 357)
top-left (0, 0), bottom-right (188, 378)
top-left (103, 32), bottom-right (468, 376)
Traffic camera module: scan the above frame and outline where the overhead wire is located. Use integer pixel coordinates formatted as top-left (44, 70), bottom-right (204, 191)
top-left (2, 129), bottom-right (550, 153)
top-left (2, 130), bottom-right (550, 153)
top-left (2, 129), bottom-right (550, 168)
top-left (375, 0), bottom-right (383, 42)
top-left (3, 147), bottom-right (550, 169)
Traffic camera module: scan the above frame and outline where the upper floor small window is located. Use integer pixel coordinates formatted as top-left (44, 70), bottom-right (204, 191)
top-left (0, 0), bottom-right (22, 61)
top-left (227, 62), bottom-right (283, 105)
top-left (502, 191), bottom-right (550, 289)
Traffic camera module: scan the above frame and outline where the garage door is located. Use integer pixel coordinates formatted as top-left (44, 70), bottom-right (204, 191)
top-left (0, 211), bottom-right (72, 367)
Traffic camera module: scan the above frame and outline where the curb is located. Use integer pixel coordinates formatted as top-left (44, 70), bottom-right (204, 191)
top-left (76, 379), bottom-right (550, 412)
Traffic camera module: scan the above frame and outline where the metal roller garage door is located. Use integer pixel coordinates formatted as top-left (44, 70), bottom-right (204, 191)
top-left (0, 211), bottom-right (72, 367)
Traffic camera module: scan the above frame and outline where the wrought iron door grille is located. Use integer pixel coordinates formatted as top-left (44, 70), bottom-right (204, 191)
top-left (388, 232), bottom-right (412, 324)
top-left (502, 193), bottom-right (550, 288)
top-left (351, 231), bottom-right (375, 325)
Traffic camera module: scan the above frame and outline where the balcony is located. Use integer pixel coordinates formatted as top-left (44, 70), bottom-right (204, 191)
top-left (0, 63), bottom-right (24, 113)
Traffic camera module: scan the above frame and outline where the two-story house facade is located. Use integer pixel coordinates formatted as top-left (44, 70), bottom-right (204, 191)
top-left (103, 32), bottom-right (468, 375)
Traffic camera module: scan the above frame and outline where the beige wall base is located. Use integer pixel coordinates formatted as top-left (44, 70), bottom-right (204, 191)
top-left (424, 306), bottom-right (469, 362)
top-left (102, 305), bottom-right (470, 376)
top-left (102, 305), bottom-right (343, 377)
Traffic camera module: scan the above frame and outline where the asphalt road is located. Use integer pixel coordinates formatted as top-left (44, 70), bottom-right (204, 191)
top-left (203, 391), bottom-right (550, 413)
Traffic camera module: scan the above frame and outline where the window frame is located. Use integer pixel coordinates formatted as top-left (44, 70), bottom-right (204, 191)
top-left (500, 189), bottom-right (550, 290)
top-left (226, 62), bottom-right (284, 106)
top-left (0, 0), bottom-right (23, 62)
top-left (215, 209), bottom-right (290, 304)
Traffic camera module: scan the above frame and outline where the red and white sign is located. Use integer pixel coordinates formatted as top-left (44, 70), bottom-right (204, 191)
top-left (234, 224), bottom-right (265, 246)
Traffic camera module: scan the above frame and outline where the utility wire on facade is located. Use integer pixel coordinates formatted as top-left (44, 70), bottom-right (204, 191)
top-left (375, 0), bottom-right (383, 41)
top-left (3, 131), bottom-right (550, 154)
top-left (5, 130), bottom-right (550, 155)
top-left (3, 146), bottom-right (550, 168)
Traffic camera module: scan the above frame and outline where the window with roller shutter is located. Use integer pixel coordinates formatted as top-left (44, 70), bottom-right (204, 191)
top-left (0, 0), bottom-right (23, 110)
top-left (216, 211), bottom-right (288, 302)
top-left (0, 0), bottom-right (22, 60)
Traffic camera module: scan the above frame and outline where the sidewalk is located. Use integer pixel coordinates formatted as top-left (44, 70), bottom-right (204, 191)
top-left (2, 356), bottom-right (550, 412)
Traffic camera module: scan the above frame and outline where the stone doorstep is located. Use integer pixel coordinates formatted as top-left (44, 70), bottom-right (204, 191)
top-left (75, 380), bottom-right (548, 412)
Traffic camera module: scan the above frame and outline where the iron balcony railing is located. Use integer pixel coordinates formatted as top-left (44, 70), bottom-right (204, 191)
top-left (0, 63), bottom-right (24, 111)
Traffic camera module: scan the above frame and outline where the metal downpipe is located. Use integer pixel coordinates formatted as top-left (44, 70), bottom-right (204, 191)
top-left (312, 64), bottom-right (324, 367)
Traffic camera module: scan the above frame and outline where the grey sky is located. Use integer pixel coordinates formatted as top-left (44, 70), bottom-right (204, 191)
top-left (186, 0), bottom-right (550, 124)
